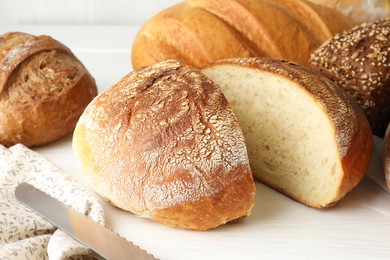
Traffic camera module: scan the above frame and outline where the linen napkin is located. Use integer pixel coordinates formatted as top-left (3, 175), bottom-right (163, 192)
top-left (0, 144), bottom-right (105, 259)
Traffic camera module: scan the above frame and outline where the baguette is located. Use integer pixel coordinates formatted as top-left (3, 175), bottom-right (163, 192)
top-left (132, 0), bottom-right (354, 69)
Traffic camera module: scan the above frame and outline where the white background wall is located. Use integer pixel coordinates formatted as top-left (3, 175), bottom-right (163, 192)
top-left (0, 0), bottom-right (183, 26)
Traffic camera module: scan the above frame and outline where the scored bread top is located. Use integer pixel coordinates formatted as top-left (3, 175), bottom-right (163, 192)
top-left (132, 0), bottom-right (354, 69)
top-left (189, 0), bottom-right (354, 63)
top-left (189, 0), bottom-right (288, 59)
top-left (0, 32), bottom-right (77, 95)
top-left (269, 0), bottom-right (354, 43)
top-left (0, 32), bottom-right (97, 147)
top-left (132, 3), bottom-right (252, 69)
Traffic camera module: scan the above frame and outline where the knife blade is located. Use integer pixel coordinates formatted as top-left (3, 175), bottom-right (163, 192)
top-left (15, 182), bottom-right (158, 260)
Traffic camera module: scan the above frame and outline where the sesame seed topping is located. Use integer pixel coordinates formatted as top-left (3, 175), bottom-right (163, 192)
top-left (309, 19), bottom-right (390, 135)
top-left (376, 34), bottom-right (388, 41)
top-left (351, 51), bottom-right (360, 60)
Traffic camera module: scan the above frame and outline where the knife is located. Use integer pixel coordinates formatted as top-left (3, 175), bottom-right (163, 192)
top-left (15, 182), bottom-right (158, 260)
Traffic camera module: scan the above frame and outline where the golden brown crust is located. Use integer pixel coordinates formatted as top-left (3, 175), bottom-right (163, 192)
top-left (204, 57), bottom-right (373, 207)
top-left (267, 0), bottom-right (334, 43)
top-left (310, 19), bottom-right (390, 137)
top-left (132, 0), bottom-right (354, 69)
top-left (189, 0), bottom-right (286, 59)
top-left (153, 167), bottom-right (255, 230)
top-left (190, 0), bottom-right (318, 66)
top-left (0, 32), bottom-right (97, 147)
top-left (73, 60), bottom-right (255, 230)
top-left (131, 3), bottom-right (251, 69)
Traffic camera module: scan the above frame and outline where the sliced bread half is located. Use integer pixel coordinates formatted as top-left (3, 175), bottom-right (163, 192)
top-left (202, 57), bottom-right (373, 208)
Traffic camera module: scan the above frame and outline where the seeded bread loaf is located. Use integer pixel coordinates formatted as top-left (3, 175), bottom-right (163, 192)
top-left (310, 19), bottom-right (390, 137)
top-left (132, 0), bottom-right (354, 69)
top-left (385, 123), bottom-right (390, 189)
top-left (0, 32), bottom-right (98, 147)
top-left (202, 57), bottom-right (373, 208)
top-left (72, 60), bottom-right (255, 230)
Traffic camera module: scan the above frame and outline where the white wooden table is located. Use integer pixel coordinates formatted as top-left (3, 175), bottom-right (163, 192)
top-left (1, 25), bottom-right (390, 260)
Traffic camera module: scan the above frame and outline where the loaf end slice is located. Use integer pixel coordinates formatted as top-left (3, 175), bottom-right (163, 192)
top-left (203, 57), bottom-right (373, 208)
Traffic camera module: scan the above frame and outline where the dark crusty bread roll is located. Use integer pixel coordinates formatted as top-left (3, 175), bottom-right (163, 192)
top-left (132, 0), bottom-right (354, 69)
top-left (385, 123), bottom-right (390, 189)
top-left (0, 32), bottom-right (97, 147)
top-left (72, 60), bottom-right (255, 230)
top-left (309, 19), bottom-right (390, 137)
top-left (202, 57), bottom-right (373, 208)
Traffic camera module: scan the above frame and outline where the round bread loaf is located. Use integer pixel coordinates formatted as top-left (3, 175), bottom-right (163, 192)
top-left (310, 19), bottom-right (390, 137)
top-left (202, 57), bottom-right (373, 208)
top-left (385, 123), bottom-right (390, 189)
top-left (72, 60), bottom-right (255, 230)
top-left (0, 32), bottom-right (97, 147)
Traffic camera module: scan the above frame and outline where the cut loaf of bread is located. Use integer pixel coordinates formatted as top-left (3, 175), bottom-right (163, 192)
top-left (202, 58), bottom-right (373, 208)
